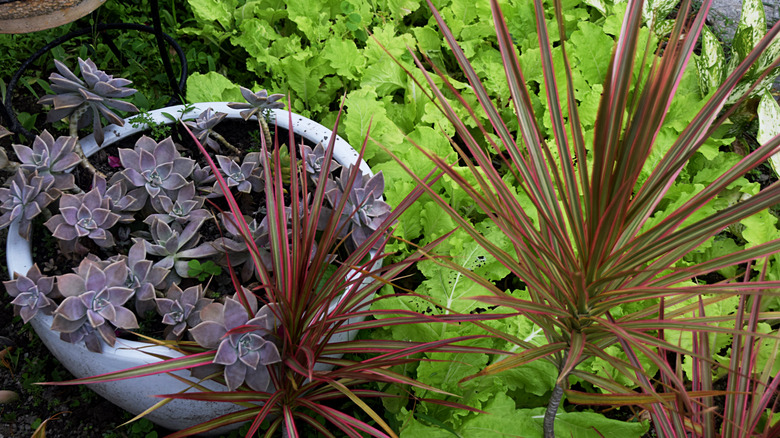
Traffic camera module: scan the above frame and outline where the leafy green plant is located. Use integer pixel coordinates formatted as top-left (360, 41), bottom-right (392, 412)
top-left (382, 0), bottom-right (780, 436)
top-left (130, 110), bottom-right (173, 140)
top-left (186, 259), bottom-right (222, 281)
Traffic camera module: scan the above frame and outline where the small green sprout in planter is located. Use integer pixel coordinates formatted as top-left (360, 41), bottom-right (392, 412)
top-left (187, 259), bottom-right (222, 281)
top-left (129, 110), bottom-right (172, 141)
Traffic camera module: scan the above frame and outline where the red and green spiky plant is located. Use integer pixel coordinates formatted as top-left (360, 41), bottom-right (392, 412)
top-left (45, 105), bottom-right (504, 437)
top-left (384, 0), bottom-right (780, 436)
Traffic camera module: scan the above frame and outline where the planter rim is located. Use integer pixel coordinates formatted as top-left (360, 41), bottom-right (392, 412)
top-left (4, 103), bottom-right (381, 432)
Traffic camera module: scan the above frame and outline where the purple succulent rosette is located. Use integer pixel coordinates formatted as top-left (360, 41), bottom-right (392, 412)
top-left (143, 217), bottom-right (219, 283)
top-left (96, 175), bottom-right (146, 222)
top-left (13, 131), bottom-right (80, 190)
top-left (227, 87), bottom-right (285, 121)
top-left (302, 142), bottom-right (340, 181)
top-left (214, 155), bottom-right (263, 194)
top-left (44, 184), bottom-right (121, 249)
top-left (155, 284), bottom-right (212, 340)
top-left (191, 163), bottom-right (217, 197)
top-left (51, 258), bottom-right (139, 352)
top-left (118, 136), bottom-right (195, 200)
top-left (112, 240), bottom-right (168, 314)
top-left (211, 212), bottom-right (271, 280)
top-left (190, 292), bottom-right (281, 391)
top-left (0, 169), bottom-right (58, 239)
top-left (184, 108), bottom-right (228, 153)
top-left (3, 264), bottom-right (58, 324)
top-left (37, 58), bottom-right (139, 145)
top-left (326, 166), bottom-right (392, 248)
top-left (144, 182), bottom-right (210, 226)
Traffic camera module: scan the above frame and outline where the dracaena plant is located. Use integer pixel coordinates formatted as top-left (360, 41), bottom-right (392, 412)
top-left (42, 107), bottom-right (502, 437)
top-left (383, 0), bottom-right (780, 436)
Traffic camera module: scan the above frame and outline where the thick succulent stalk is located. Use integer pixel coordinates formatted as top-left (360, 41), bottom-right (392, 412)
top-left (258, 113), bottom-right (273, 148)
top-left (543, 383), bottom-right (564, 438)
top-left (210, 131), bottom-right (241, 155)
top-left (69, 105), bottom-right (104, 178)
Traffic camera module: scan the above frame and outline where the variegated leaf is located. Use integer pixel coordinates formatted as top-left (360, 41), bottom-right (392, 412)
top-left (641, 0), bottom-right (678, 27)
top-left (695, 26), bottom-right (726, 96)
top-left (730, 0), bottom-right (766, 68)
top-left (582, 0), bottom-right (607, 15)
top-left (757, 89), bottom-right (780, 176)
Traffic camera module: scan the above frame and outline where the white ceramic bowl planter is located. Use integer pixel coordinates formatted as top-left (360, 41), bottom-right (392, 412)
top-left (5, 103), bottom-right (380, 433)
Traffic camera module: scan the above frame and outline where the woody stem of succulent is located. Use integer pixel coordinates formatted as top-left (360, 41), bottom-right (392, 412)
top-left (258, 113), bottom-right (272, 147)
top-left (210, 131), bottom-right (242, 155)
top-left (69, 104), bottom-right (104, 178)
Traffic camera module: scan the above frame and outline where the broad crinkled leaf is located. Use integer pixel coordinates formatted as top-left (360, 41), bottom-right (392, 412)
top-left (344, 87), bottom-right (404, 162)
top-left (187, 0), bottom-right (238, 29)
top-left (385, 0), bottom-right (421, 20)
top-left (321, 38), bottom-right (365, 81)
top-left (287, 0), bottom-right (328, 41)
top-left (186, 72), bottom-right (244, 103)
top-left (417, 224), bottom-right (512, 314)
top-left (570, 21), bottom-right (614, 86)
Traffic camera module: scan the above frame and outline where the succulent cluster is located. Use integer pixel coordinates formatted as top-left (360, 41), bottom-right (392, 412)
top-left (3, 77), bottom-right (389, 370)
top-left (2, 58), bottom-right (397, 406)
top-left (0, 131), bottom-right (79, 240)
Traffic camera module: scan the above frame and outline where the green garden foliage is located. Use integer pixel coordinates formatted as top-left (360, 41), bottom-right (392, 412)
top-left (170, 0), bottom-right (780, 435)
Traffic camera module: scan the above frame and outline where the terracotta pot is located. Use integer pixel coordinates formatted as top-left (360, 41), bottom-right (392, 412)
top-left (5, 103), bottom-right (379, 433)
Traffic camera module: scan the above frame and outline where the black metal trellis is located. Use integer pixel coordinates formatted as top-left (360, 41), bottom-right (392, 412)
top-left (0, 0), bottom-right (187, 139)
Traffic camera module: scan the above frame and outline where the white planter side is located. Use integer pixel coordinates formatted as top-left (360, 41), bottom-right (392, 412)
top-left (5, 104), bottom-right (381, 433)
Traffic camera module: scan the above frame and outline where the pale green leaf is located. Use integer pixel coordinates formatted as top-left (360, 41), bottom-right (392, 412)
top-left (386, 0), bottom-right (422, 20)
top-left (695, 26), bottom-right (726, 96)
top-left (362, 59), bottom-right (406, 96)
top-left (344, 87), bottom-right (405, 162)
top-left (187, 0), bottom-right (237, 29)
top-left (322, 38), bottom-right (365, 81)
top-left (581, 0), bottom-right (606, 16)
top-left (741, 209), bottom-right (779, 248)
top-left (731, 0), bottom-right (767, 64)
top-left (570, 21), bottom-right (614, 86)
top-left (185, 72), bottom-right (244, 103)
top-left (758, 90), bottom-right (780, 176)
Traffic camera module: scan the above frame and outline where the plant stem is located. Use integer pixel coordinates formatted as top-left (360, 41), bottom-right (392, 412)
top-left (211, 131), bottom-right (242, 155)
top-left (69, 105), bottom-right (104, 178)
top-left (543, 383), bottom-right (564, 438)
top-left (258, 113), bottom-right (272, 148)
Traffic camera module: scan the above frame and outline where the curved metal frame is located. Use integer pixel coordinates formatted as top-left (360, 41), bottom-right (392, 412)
top-left (1, 19), bottom-right (187, 139)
